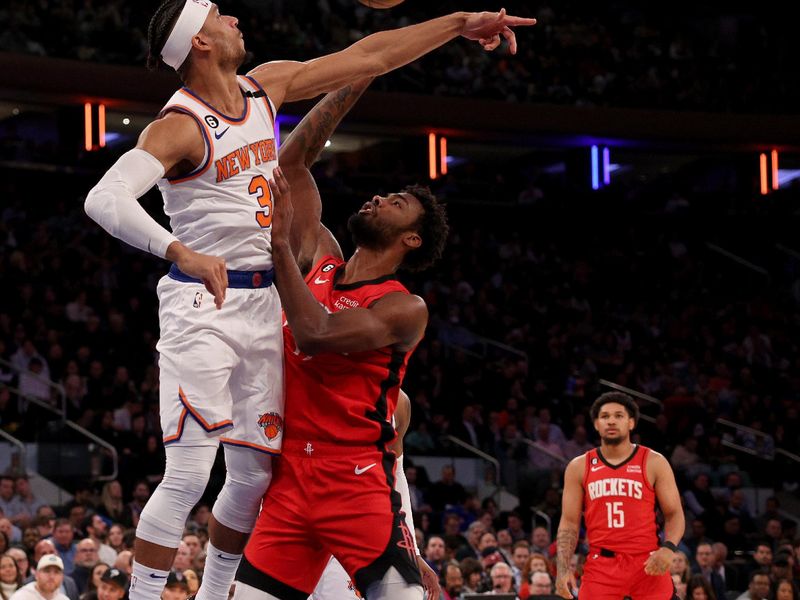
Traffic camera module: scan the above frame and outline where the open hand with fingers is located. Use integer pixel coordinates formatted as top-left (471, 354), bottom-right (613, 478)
top-left (461, 9), bottom-right (537, 54)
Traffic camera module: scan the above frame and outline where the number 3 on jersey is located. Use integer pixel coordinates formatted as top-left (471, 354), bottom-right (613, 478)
top-left (249, 174), bottom-right (273, 228)
top-left (606, 501), bottom-right (624, 528)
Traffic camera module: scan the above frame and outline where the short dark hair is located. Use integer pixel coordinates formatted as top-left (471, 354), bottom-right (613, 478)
top-left (147, 0), bottom-right (191, 75)
top-left (749, 568), bottom-right (770, 583)
top-left (590, 391), bottom-right (639, 423)
top-left (400, 185), bottom-right (449, 272)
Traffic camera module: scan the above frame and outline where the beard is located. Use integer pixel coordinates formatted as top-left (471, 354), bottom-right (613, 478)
top-left (347, 212), bottom-right (399, 250)
top-left (601, 433), bottom-right (626, 446)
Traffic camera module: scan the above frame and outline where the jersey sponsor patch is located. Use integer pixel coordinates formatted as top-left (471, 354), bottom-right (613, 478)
top-left (204, 115), bottom-right (219, 128)
top-left (257, 411), bottom-right (284, 441)
top-left (321, 263), bottom-right (336, 273)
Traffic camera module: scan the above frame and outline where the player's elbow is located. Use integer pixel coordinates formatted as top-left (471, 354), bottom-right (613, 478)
top-left (84, 184), bottom-right (112, 227)
top-left (293, 330), bottom-right (327, 356)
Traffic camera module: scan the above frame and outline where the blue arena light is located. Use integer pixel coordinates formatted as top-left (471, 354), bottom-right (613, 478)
top-left (591, 145), bottom-right (600, 190)
top-left (603, 147), bottom-right (611, 185)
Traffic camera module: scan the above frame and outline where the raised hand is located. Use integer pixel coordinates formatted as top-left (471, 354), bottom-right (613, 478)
top-left (267, 166), bottom-right (293, 246)
top-left (461, 9), bottom-right (537, 54)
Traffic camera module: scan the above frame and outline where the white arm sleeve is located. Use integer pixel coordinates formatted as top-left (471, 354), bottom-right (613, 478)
top-left (84, 148), bottom-right (179, 259)
top-left (395, 455), bottom-right (421, 556)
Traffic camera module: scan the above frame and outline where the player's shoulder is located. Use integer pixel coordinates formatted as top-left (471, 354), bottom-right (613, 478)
top-left (138, 111), bottom-right (203, 156)
top-left (565, 453), bottom-right (587, 478)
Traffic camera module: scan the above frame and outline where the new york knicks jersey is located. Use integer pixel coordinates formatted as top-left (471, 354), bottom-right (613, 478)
top-left (156, 75), bottom-right (278, 271)
top-left (582, 444), bottom-right (660, 553)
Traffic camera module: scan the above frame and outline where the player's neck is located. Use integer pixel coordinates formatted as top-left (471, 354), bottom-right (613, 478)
top-left (599, 439), bottom-right (635, 463)
top-left (340, 247), bottom-right (400, 284)
top-left (184, 66), bottom-right (243, 116)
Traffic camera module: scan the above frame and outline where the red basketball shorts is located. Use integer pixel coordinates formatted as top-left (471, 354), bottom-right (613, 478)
top-left (579, 550), bottom-right (675, 600)
top-left (240, 440), bottom-right (420, 598)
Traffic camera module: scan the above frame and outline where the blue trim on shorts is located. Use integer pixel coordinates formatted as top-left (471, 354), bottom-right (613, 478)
top-left (168, 264), bottom-right (274, 289)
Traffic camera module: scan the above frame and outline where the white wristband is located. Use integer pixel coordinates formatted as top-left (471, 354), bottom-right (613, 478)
top-left (85, 148), bottom-right (179, 259)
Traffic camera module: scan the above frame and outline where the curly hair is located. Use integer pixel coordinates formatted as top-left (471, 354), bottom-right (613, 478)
top-left (589, 391), bottom-right (640, 423)
top-left (399, 184), bottom-right (449, 273)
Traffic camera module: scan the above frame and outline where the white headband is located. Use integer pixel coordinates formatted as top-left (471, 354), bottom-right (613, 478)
top-left (161, 0), bottom-right (213, 71)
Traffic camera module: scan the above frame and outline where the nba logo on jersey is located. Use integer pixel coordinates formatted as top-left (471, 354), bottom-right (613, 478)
top-left (193, 292), bottom-right (203, 308)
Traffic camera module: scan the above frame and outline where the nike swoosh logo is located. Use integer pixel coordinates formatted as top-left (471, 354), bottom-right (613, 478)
top-left (354, 463), bottom-right (377, 475)
top-left (214, 127), bottom-right (230, 139)
top-left (314, 277), bottom-right (329, 284)
top-left (149, 574), bottom-right (168, 579)
top-left (591, 466), bottom-right (604, 472)
top-left (217, 554), bottom-right (239, 561)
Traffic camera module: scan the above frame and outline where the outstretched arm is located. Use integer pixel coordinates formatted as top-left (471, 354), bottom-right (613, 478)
top-left (249, 10), bottom-right (536, 109)
top-left (279, 78), bottom-right (373, 273)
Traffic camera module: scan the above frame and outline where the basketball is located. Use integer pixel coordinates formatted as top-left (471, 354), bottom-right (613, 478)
top-left (357, 0), bottom-right (405, 8)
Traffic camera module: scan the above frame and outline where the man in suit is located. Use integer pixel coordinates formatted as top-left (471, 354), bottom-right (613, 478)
top-left (694, 542), bottom-right (727, 600)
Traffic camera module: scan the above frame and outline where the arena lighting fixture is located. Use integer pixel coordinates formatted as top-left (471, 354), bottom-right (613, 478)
top-left (122, 117), bottom-right (130, 125)
top-left (591, 145), bottom-right (599, 190)
top-left (84, 103), bottom-right (92, 151)
top-left (771, 149), bottom-right (779, 191)
top-left (759, 153), bottom-right (768, 195)
top-left (602, 147), bottom-right (611, 185)
top-left (325, 140), bottom-right (332, 148)
top-left (428, 133), bottom-right (437, 180)
top-left (98, 104), bottom-right (106, 148)
top-left (440, 136), bottom-right (448, 175)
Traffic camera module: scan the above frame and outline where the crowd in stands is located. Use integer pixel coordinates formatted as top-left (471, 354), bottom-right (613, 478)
top-left (1, 142), bottom-right (799, 597)
top-left (1, 0), bottom-right (798, 114)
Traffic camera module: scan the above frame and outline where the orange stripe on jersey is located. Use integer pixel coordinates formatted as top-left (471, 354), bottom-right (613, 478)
top-left (220, 437), bottom-right (282, 455)
top-left (178, 386), bottom-right (233, 431)
top-left (163, 408), bottom-right (188, 444)
top-left (160, 105), bottom-right (215, 185)
top-left (179, 87), bottom-right (251, 125)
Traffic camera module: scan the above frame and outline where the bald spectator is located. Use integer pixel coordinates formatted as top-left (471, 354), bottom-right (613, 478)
top-left (490, 562), bottom-right (516, 595)
top-left (11, 555), bottom-right (68, 600)
top-left (712, 541), bottom-right (741, 592)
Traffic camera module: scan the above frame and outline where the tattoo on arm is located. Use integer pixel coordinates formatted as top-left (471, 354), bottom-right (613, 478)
top-left (556, 527), bottom-right (578, 575)
top-left (300, 85), bottom-right (355, 168)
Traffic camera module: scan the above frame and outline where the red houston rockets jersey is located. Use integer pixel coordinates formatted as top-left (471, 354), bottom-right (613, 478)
top-left (582, 445), bottom-right (660, 553)
top-left (282, 255), bottom-right (414, 447)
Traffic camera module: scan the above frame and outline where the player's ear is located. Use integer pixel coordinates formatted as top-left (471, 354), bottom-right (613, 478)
top-left (402, 231), bottom-right (422, 250)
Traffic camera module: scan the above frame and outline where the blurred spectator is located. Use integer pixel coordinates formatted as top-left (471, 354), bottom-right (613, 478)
top-left (423, 536), bottom-right (446, 579)
top-left (427, 466), bottom-right (467, 514)
top-left (442, 563), bottom-right (463, 600)
top-left (0, 554), bottom-right (23, 600)
top-left (693, 542), bottom-right (726, 600)
top-left (734, 569), bottom-right (771, 600)
top-left (686, 574), bottom-right (718, 600)
top-left (489, 562), bottom-right (516, 595)
top-left (11, 555), bottom-right (68, 600)
top-left (50, 521), bottom-right (75, 576)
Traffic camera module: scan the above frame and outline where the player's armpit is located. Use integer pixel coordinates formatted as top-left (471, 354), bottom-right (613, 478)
top-left (138, 111), bottom-right (205, 176)
top-left (292, 292), bottom-right (427, 356)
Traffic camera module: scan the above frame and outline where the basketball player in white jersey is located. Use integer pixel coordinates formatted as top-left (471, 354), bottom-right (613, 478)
top-left (309, 391), bottom-right (440, 600)
top-left (84, 3), bottom-right (535, 600)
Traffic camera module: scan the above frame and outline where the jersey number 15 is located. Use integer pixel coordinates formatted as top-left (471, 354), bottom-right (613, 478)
top-left (606, 502), bottom-right (625, 528)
